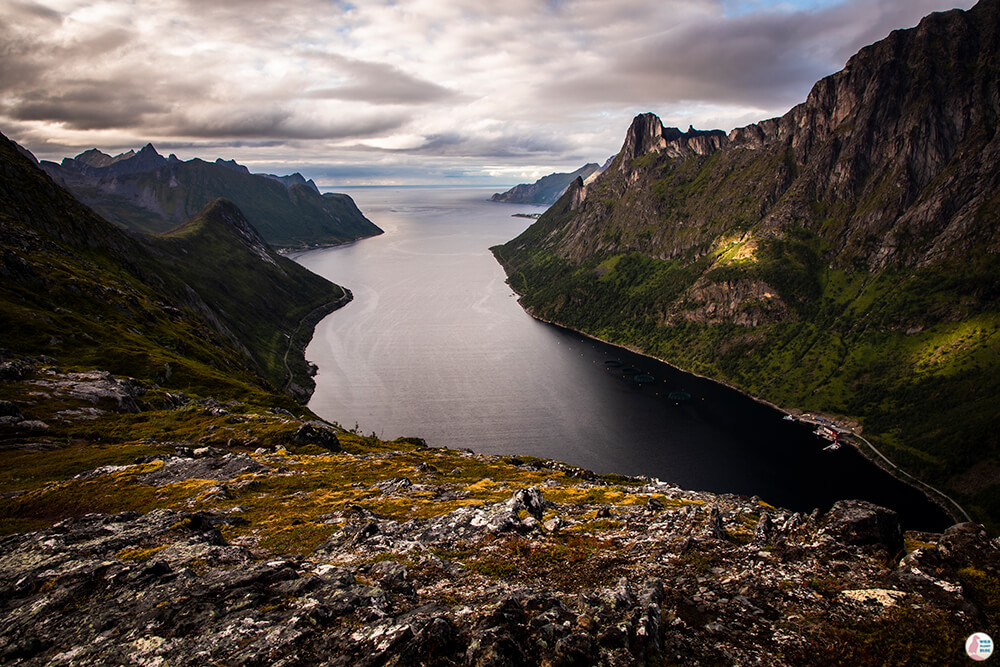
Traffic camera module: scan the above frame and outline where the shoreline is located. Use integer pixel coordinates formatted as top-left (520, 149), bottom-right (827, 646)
top-left (277, 230), bottom-right (384, 257)
top-left (507, 289), bottom-right (967, 528)
top-left (282, 287), bottom-right (353, 403)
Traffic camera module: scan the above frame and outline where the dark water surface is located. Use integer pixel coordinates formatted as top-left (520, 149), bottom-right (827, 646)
top-left (294, 186), bottom-right (952, 532)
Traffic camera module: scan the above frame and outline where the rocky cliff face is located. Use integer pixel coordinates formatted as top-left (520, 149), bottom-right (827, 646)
top-left (532, 0), bottom-right (1000, 272)
top-left (494, 0), bottom-right (1000, 529)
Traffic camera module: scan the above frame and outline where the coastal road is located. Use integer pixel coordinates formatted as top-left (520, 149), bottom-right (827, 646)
top-left (843, 428), bottom-right (972, 524)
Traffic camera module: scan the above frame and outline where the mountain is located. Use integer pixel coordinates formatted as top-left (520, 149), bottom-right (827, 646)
top-left (40, 145), bottom-right (382, 248)
top-left (143, 198), bottom-right (350, 400)
top-left (1, 110), bottom-right (999, 663)
top-left (490, 161), bottom-right (608, 205)
top-left (0, 132), bottom-right (346, 402)
top-left (494, 0), bottom-right (1000, 528)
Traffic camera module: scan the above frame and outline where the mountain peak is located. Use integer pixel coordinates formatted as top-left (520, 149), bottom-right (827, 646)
top-left (70, 148), bottom-right (131, 169)
top-left (618, 112), bottom-right (666, 166)
top-left (215, 157), bottom-right (251, 174)
top-left (191, 198), bottom-right (272, 254)
top-left (616, 115), bottom-right (727, 170)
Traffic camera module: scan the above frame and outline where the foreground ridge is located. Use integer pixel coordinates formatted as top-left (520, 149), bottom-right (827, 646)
top-left (0, 364), bottom-right (997, 665)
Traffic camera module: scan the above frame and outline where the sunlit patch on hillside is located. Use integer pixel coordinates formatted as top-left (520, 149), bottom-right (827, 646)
top-left (712, 232), bottom-right (758, 265)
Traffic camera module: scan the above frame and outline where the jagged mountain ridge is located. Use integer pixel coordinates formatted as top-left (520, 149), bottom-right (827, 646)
top-left (490, 161), bottom-right (608, 205)
top-left (494, 0), bottom-right (1000, 528)
top-left (41, 144), bottom-right (382, 248)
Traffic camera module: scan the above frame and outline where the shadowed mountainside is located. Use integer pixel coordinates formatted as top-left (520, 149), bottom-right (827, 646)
top-left (1, 133), bottom-right (347, 401)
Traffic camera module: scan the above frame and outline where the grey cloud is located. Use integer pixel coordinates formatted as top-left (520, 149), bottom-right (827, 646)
top-left (304, 54), bottom-right (460, 105)
top-left (8, 85), bottom-right (167, 130)
top-left (1, 0), bottom-right (979, 183)
top-left (0, 24), bottom-right (144, 104)
top-left (412, 130), bottom-right (572, 159)
top-left (170, 110), bottom-right (411, 141)
top-left (5, 0), bottom-right (62, 22)
top-left (542, 0), bottom-right (975, 113)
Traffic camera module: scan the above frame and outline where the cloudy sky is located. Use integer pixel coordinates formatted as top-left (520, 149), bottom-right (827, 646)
top-left (1, 0), bottom-right (977, 186)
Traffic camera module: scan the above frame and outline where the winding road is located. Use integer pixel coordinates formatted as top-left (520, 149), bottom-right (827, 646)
top-left (281, 288), bottom-right (351, 392)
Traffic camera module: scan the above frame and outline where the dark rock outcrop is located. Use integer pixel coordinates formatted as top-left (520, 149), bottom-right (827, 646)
top-left (291, 421), bottom-right (342, 452)
top-left (821, 499), bottom-right (905, 555)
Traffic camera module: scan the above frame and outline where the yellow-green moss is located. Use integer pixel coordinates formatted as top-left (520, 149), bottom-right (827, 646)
top-left (117, 545), bottom-right (168, 562)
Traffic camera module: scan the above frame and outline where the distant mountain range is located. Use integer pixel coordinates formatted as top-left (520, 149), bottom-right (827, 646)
top-left (494, 0), bottom-right (1000, 529)
top-left (490, 161), bottom-right (610, 205)
top-left (40, 145), bottom-right (382, 249)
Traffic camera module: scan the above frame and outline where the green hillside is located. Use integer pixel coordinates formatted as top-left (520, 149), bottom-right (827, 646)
top-left (1, 134), bottom-right (346, 404)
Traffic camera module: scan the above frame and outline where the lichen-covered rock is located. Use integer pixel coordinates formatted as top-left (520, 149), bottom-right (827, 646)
top-left (136, 453), bottom-right (268, 486)
top-left (0, 451), bottom-right (994, 666)
top-left (821, 499), bottom-right (904, 555)
top-left (29, 369), bottom-right (145, 413)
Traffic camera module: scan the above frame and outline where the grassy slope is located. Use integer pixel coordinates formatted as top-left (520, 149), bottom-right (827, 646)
top-left (0, 133), bottom-right (346, 405)
top-left (145, 198), bottom-right (347, 395)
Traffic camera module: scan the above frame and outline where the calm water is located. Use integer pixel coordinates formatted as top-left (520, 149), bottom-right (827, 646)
top-left (294, 186), bottom-right (952, 531)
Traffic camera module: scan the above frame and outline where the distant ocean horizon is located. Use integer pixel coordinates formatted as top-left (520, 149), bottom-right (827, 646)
top-left (320, 183), bottom-right (521, 191)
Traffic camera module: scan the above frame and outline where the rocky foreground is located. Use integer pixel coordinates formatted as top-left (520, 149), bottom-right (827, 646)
top-left (0, 363), bottom-right (996, 665)
top-left (0, 449), bottom-right (997, 663)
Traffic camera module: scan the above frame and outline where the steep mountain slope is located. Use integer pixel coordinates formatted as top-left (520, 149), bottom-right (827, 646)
top-left (491, 162), bottom-right (606, 204)
top-left (0, 132), bottom-right (346, 401)
top-left (494, 0), bottom-right (1000, 528)
top-left (41, 145), bottom-right (383, 248)
top-left (145, 198), bottom-right (349, 399)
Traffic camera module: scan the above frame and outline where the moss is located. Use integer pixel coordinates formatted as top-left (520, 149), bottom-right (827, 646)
top-left (117, 545), bottom-right (168, 562)
top-left (566, 518), bottom-right (624, 533)
top-left (957, 566), bottom-right (1000, 620)
top-left (466, 556), bottom-right (518, 579)
top-left (788, 604), bottom-right (967, 666)
top-left (257, 522), bottom-right (338, 556)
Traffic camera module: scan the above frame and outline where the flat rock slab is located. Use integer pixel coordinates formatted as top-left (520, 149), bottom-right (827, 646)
top-left (137, 454), bottom-right (268, 486)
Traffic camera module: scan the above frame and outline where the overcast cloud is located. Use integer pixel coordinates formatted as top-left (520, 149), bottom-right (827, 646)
top-left (0, 0), bottom-right (978, 185)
